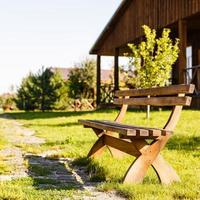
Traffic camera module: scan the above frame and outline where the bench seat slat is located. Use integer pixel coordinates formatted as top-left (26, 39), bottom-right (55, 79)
top-left (78, 120), bottom-right (172, 138)
top-left (113, 96), bottom-right (192, 106)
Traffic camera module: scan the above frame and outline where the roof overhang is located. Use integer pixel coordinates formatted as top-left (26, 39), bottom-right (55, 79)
top-left (89, 0), bottom-right (131, 55)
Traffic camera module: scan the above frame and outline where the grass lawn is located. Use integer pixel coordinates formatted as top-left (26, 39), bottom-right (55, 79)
top-left (0, 120), bottom-right (12, 175)
top-left (0, 109), bottom-right (200, 200)
top-left (0, 122), bottom-right (7, 150)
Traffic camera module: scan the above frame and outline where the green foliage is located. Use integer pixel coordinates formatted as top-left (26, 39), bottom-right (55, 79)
top-left (68, 58), bottom-right (96, 99)
top-left (0, 94), bottom-right (16, 111)
top-left (16, 73), bottom-right (38, 110)
top-left (0, 131), bottom-right (7, 150)
top-left (128, 25), bottom-right (179, 88)
top-left (16, 67), bottom-right (68, 111)
top-left (119, 65), bottom-right (136, 88)
top-left (0, 97), bottom-right (2, 107)
top-left (35, 68), bottom-right (67, 111)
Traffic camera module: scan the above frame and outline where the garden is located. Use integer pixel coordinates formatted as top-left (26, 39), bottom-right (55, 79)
top-left (0, 109), bottom-right (199, 199)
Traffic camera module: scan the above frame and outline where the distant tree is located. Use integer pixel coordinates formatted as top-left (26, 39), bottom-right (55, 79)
top-left (34, 68), bottom-right (63, 111)
top-left (0, 93), bottom-right (16, 111)
top-left (119, 64), bottom-right (136, 88)
top-left (16, 67), bottom-right (67, 111)
top-left (68, 58), bottom-right (96, 99)
top-left (16, 73), bottom-right (37, 110)
top-left (52, 73), bottom-right (69, 110)
top-left (0, 96), bottom-right (3, 108)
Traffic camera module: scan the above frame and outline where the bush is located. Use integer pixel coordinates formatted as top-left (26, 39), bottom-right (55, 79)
top-left (0, 93), bottom-right (16, 111)
top-left (68, 58), bottom-right (96, 99)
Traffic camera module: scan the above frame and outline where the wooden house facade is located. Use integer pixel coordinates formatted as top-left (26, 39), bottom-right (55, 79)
top-left (90, 0), bottom-right (200, 107)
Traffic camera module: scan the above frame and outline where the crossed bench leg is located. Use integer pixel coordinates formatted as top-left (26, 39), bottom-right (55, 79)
top-left (123, 137), bottom-right (180, 184)
top-left (88, 128), bottom-right (128, 159)
top-left (87, 130), bottom-right (180, 184)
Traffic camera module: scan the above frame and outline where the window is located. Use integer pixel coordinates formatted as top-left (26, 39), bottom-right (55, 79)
top-left (186, 46), bottom-right (192, 84)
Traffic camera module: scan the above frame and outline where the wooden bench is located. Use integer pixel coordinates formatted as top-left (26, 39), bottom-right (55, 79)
top-left (79, 84), bottom-right (195, 184)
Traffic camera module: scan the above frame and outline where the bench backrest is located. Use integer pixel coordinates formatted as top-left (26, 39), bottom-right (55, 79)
top-left (114, 84), bottom-right (195, 107)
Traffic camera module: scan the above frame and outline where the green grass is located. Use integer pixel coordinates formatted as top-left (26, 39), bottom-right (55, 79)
top-left (0, 121), bottom-right (14, 175)
top-left (0, 109), bottom-right (200, 199)
top-left (0, 178), bottom-right (78, 200)
top-left (0, 131), bottom-right (7, 150)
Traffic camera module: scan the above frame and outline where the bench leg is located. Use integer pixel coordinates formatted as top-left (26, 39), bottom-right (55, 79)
top-left (89, 129), bottom-right (126, 159)
top-left (123, 137), bottom-right (179, 184)
top-left (88, 135), bottom-right (106, 158)
top-left (87, 135), bottom-right (127, 159)
top-left (152, 154), bottom-right (180, 184)
top-left (130, 139), bottom-right (180, 184)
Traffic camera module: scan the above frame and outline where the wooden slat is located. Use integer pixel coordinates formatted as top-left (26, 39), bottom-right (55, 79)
top-left (78, 120), bottom-right (172, 138)
top-left (79, 119), bottom-right (130, 135)
top-left (104, 135), bottom-right (140, 157)
top-left (113, 96), bottom-right (192, 106)
top-left (91, 120), bottom-right (170, 136)
top-left (115, 84), bottom-right (195, 97)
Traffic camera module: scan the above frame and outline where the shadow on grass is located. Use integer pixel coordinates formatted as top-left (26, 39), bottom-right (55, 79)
top-left (24, 121), bottom-right (80, 128)
top-left (44, 138), bottom-right (92, 147)
top-left (72, 157), bottom-right (107, 182)
top-left (72, 156), bottom-right (160, 184)
top-left (25, 155), bottom-right (83, 190)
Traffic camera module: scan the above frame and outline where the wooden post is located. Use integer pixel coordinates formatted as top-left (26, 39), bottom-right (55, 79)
top-left (114, 48), bottom-right (119, 91)
top-left (96, 55), bottom-right (101, 106)
top-left (178, 20), bottom-right (187, 84)
top-left (197, 50), bottom-right (200, 91)
top-left (146, 95), bottom-right (150, 119)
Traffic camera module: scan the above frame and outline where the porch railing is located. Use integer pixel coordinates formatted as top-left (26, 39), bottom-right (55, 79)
top-left (100, 84), bottom-right (115, 104)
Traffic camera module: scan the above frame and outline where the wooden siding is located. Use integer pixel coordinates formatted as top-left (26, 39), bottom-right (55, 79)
top-left (93, 0), bottom-right (200, 55)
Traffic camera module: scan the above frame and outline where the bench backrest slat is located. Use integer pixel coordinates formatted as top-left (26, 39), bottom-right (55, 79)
top-left (115, 84), bottom-right (195, 97)
top-left (114, 96), bottom-right (192, 106)
top-left (114, 84), bottom-right (195, 107)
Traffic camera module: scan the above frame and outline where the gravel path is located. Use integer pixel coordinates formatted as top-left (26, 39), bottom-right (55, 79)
top-left (0, 115), bottom-right (126, 200)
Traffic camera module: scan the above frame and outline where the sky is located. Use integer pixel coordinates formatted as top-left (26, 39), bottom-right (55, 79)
top-left (0, 0), bottom-right (122, 94)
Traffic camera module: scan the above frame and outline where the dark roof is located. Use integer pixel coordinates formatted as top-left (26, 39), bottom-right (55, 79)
top-left (90, 0), bottom-right (131, 55)
top-left (90, 0), bottom-right (200, 56)
top-left (50, 67), bottom-right (113, 82)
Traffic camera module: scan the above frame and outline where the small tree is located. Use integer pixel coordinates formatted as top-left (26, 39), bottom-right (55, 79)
top-left (16, 67), bottom-right (67, 111)
top-left (128, 25), bottom-right (179, 118)
top-left (16, 73), bottom-right (37, 110)
top-left (68, 58), bottom-right (96, 99)
top-left (35, 68), bottom-right (65, 111)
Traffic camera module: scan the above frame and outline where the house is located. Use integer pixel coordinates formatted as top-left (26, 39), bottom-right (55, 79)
top-left (90, 0), bottom-right (200, 107)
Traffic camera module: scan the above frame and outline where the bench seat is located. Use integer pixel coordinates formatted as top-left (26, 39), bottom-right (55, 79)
top-left (79, 119), bottom-right (172, 139)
